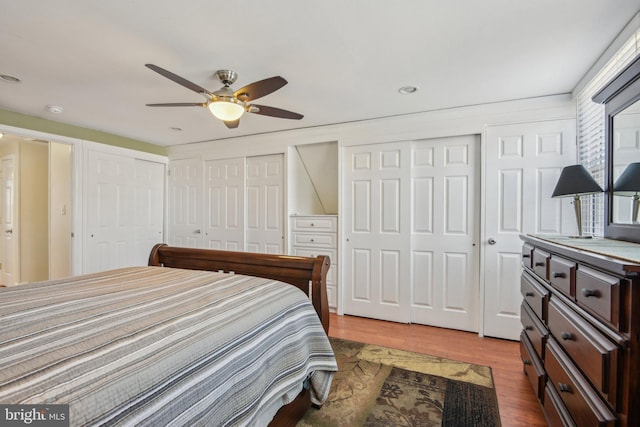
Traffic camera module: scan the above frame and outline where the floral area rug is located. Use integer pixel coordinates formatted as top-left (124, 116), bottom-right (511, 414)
top-left (298, 337), bottom-right (501, 426)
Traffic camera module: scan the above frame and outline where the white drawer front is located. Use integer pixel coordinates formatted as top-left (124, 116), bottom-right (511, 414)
top-left (291, 216), bottom-right (337, 232)
top-left (293, 248), bottom-right (337, 264)
top-left (327, 285), bottom-right (337, 309)
top-left (325, 264), bottom-right (337, 285)
top-left (292, 232), bottom-right (336, 248)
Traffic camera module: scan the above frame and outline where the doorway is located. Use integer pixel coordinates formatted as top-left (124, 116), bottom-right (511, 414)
top-left (0, 133), bottom-right (72, 285)
top-left (482, 119), bottom-right (576, 339)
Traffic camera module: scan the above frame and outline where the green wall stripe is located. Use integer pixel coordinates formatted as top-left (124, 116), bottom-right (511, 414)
top-left (0, 108), bottom-right (167, 156)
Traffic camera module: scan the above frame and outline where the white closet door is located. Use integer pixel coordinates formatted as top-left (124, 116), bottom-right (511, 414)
top-left (203, 157), bottom-right (245, 251)
top-left (132, 159), bottom-right (165, 265)
top-left (84, 151), bottom-right (166, 273)
top-left (246, 154), bottom-right (284, 254)
top-left (483, 119), bottom-right (576, 339)
top-left (168, 158), bottom-right (203, 248)
top-left (343, 142), bottom-right (411, 323)
top-left (84, 150), bottom-right (135, 273)
top-left (410, 135), bottom-right (480, 332)
top-left (0, 156), bottom-right (17, 286)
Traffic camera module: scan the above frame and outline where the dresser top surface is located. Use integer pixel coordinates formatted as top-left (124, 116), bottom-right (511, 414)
top-left (524, 234), bottom-right (640, 274)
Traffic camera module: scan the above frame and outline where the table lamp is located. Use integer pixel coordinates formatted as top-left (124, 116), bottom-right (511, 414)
top-left (552, 164), bottom-right (603, 238)
top-left (613, 162), bottom-right (640, 223)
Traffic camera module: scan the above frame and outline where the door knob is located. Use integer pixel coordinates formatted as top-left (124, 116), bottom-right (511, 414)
top-left (488, 238), bottom-right (496, 245)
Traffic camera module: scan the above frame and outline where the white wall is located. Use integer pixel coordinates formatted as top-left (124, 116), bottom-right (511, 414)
top-left (289, 147), bottom-right (324, 215)
top-left (168, 95), bottom-right (575, 161)
top-left (289, 141), bottom-right (338, 215)
top-left (20, 141), bottom-right (49, 282)
top-left (49, 142), bottom-right (72, 279)
top-left (168, 95), bottom-right (576, 232)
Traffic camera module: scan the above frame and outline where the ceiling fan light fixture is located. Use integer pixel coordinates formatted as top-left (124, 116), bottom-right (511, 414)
top-left (145, 65), bottom-right (302, 123)
top-left (208, 99), bottom-right (245, 121)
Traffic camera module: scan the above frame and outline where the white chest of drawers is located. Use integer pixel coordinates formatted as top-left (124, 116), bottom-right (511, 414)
top-left (290, 215), bottom-right (338, 309)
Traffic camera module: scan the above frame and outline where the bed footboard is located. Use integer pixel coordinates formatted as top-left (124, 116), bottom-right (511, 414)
top-left (148, 244), bottom-right (330, 333)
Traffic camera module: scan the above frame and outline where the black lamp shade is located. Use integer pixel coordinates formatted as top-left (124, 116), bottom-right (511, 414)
top-left (552, 165), bottom-right (603, 198)
top-left (613, 162), bottom-right (640, 195)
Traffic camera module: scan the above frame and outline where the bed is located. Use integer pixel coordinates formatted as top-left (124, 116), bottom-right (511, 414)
top-left (0, 244), bottom-right (337, 426)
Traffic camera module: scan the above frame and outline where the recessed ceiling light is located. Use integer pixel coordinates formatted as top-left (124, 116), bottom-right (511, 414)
top-left (47, 105), bottom-right (64, 114)
top-left (398, 86), bottom-right (418, 94)
top-left (0, 74), bottom-right (21, 83)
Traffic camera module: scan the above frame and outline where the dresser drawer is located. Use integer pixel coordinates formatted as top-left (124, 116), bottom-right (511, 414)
top-left (576, 266), bottom-right (621, 328)
top-left (292, 232), bottom-right (336, 248)
top-left (549, 256), bottom-right (576, 298)
top-left (543, 383), bottom-right (576, 427)
top-left (522, 271), bottom-right (549, 322)
top-left (291, 216), bottom-right (337, 232)
top-left (547, 298), bottom-right (618, 405)
top-left (532, 249), bottom-right (550, 281)
top-left (520, 332), bottom-right (545, 401)
top-left (522, 243), bottom-right (534, 269)
top-left (545, 338), bottom-right (616, 427)
top-left (521, 302), bottom-right (547, 359)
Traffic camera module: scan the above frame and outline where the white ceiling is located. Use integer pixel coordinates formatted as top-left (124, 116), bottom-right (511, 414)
top-left (0, 1), bottom-right (638, 147)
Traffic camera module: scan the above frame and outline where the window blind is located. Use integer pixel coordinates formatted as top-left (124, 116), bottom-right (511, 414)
top-left (576, 29), bottom-right (640, 236)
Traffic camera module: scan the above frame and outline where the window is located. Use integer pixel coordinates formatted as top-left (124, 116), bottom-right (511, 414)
top-left (576, 28), bottom-right (640, 236)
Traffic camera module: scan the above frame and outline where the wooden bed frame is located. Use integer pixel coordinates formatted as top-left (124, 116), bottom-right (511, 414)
top-left (147, 244), bottom-right (331, 426)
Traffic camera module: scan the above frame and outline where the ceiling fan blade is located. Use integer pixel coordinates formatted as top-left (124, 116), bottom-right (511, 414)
top-left (145, 64), bottom-right (212, 97)
top-left (146, 102), bottom-right (207, 107)
top-left (224, 119), bottom-right (240, 129)
top-left (249, 104), bottom-right (303, 120)
top-left (234, 76), bottom-right (287, 102)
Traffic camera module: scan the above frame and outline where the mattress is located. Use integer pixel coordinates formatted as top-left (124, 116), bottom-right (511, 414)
top-left (0, 266), bottom-right (337, 426)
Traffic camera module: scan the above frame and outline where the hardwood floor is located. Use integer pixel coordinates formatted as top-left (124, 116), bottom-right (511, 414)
top-left (328, 313), bottom-right (547, 427)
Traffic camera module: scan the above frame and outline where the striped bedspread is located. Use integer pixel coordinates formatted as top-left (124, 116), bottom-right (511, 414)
top-left (0, 266), bottom-right (337, 426)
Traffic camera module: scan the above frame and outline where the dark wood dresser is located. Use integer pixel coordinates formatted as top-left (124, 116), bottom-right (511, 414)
top-left (520, 234), bottom-right (640, 427)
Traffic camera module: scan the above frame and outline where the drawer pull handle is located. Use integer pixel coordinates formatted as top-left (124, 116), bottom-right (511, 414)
top-left (310, 223), bottom-right (314, 227)
top-left (523, 359), bottom-right (531, 365)
top-left (581, 288), bottom-right (599, 298)
top-left (522, 254), bottom-right (530, 258)
top-left (310, 238), bottom-right (314, 242)
top-left (524, 291), bottom-right (534, 297)
top-left (558, 383), bottom-right (571, 393)
top-left (561, 332), bottom-right (573, 341)
top-left (534, 262), bottom-right (545, 267)
top-left (552, 272), bottom-right (566, 278)
top-left (524, 325), bottom-right (534, 331)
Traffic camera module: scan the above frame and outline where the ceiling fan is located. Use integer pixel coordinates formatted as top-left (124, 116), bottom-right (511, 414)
top-left (145, 64), bottom-right (303, 129)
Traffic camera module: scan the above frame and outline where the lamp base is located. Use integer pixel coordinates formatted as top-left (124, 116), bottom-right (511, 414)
top-left (570, 196), bottom-right (591, 239)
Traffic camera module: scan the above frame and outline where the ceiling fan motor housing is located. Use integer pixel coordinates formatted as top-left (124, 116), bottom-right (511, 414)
top-left (215, 69), bottom-right (238, 86)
